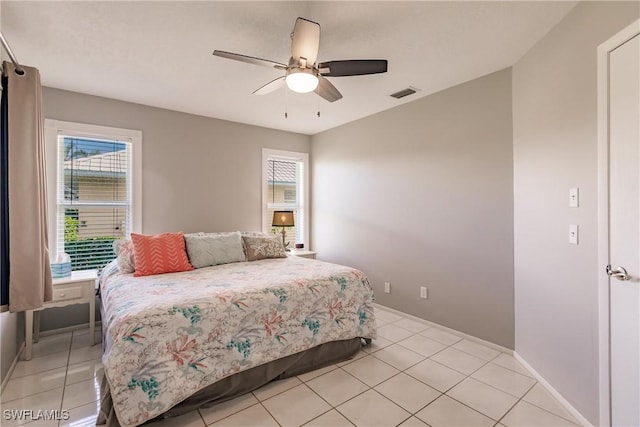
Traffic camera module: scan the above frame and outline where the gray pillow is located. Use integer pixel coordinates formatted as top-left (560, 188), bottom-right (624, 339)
top-left (184, 231), bottom-right (246, 268)
top-left (242, 235), bottom-right (287, 261)
top-left (112, 239), bottom-right (135, 274)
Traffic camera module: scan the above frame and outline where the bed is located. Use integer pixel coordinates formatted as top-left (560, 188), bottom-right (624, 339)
top-left (96, 255), bottom-right (376, 427)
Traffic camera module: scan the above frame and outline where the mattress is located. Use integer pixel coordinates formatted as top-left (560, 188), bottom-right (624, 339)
top-left (99, 256), bottom-right (377, 427)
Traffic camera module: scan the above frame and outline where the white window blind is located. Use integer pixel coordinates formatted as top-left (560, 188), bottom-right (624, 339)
top-left (262, 150), bottom-right (309, 249)
top-left (57, 135), bottom-right (132, 271)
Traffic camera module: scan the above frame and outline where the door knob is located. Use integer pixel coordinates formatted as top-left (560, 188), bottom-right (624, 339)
top-left (606, 265), bottom-right (630, 281)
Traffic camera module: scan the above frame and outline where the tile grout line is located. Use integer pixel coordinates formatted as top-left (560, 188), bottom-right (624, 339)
top-left (256, 399), bottom-right (282, 427)
top-left (8, 349), bottom-right (72, 380)
top-left (451, 349), bottom-right (581, 425)
top-left (1, 335), bottom-right (73, 408)
top-left (494, 380), bottom-right (539, 426)
top-left (300, 375), bottom-right (358, 423)
top-left (59, 332), bottom-right (73, 414)
top-left (196, 407), bottom-right (207, 427)
top-left (490, 359), bottom-right (537, 379)
top-left (335, 351), bottom-right (446, 422)
top-left (201, 401), bottom-right (262, 426)
top-left (384, 326), bottom-right (509, 370)
top-left (382, 330), bottom-right (522, 424)
top-left (499, 385), bottom-right (582, 426)
top-left (304, 361), bottom-right (409, 426)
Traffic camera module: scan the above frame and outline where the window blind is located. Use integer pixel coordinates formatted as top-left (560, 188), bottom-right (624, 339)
top-left (266, 158), bottom-right (304, 246)
top-left (57, 135), bottom-right (132, 271)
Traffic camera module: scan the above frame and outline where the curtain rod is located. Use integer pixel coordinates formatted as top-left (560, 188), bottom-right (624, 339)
top-left (0, 31), bottom-right (25, 75)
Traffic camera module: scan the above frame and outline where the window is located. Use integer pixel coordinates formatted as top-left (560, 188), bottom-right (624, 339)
top-left (262, 149), bottom-right (309, 249)
top-left (45, 120), bottom-right (141, 271)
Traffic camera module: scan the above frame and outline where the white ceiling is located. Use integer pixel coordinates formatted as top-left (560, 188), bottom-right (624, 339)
top-left (2, 1), bottom-right (577, 135)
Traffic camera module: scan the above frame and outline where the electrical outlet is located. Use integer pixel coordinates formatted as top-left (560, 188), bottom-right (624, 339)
top-left (384, 282), bottom-right (391, 294)
top-left (420, 286), bottom-right (428, 299)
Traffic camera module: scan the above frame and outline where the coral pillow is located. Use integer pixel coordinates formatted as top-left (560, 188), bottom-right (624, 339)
top-left (131, 232), bottom-right (193, 277)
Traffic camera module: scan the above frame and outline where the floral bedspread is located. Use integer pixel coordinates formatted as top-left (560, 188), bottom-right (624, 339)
top-left (100, 256), bottom-right (376, 427)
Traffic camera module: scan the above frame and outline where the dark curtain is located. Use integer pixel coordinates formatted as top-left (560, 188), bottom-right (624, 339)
top-left (1, 74), bottom-right (8, 307)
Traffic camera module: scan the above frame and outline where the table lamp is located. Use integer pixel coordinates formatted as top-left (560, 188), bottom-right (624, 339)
top-left (272, 211), bottom-right (294, 250)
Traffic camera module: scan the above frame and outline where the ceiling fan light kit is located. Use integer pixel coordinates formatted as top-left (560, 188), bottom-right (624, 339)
top-left (212, 17), bottom-right (388, 110)
top-left (285, 68), bottom-right (318, 93)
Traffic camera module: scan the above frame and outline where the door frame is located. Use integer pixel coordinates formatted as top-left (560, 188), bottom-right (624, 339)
top-left (597, 19), bottom-right (640, 427)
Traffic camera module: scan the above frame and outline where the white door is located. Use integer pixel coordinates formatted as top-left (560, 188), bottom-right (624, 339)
top-left (608, 31), bottom-right (640, 427)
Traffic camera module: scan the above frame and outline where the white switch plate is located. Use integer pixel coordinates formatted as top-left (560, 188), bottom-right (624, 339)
top-left (420, 287), bottom-right (428, 299)
top-left (569, 188), bottom-right (579, 207)
top-left (569, 224), bottom-right (578, 244)
top-left (384, 282), bottom-right (390, 293)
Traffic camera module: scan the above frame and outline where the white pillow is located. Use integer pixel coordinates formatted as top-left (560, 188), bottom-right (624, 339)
top-left (184, 231), bottom-right (246, 268)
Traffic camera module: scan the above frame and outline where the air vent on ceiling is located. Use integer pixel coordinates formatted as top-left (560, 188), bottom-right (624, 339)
top-left (390, 87), bottom-right (419, 99)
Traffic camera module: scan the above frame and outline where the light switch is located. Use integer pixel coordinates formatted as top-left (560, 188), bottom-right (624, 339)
top-left (569, 188), bottom-right (579, 207)
top-left (569, 224), bottom-right (578, 244)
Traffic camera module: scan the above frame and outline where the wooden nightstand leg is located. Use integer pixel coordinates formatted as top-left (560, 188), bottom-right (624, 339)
top-left (89, 294), bottom-right (95, 346)
top-left (33, 311), bottom-right (41, 343)
top-left (25, 310), bottom-right (33, 361)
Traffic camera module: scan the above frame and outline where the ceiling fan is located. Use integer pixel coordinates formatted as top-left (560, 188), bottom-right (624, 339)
top-left (212, 17), bottom-right (388, 103)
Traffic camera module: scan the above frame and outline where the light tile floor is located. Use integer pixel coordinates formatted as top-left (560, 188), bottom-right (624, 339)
top-left (0, 308), bottom-right (582, 427)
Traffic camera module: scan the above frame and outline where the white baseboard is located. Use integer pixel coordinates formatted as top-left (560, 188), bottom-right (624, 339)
top-left (373, 303), bottom-right (513, 355)
top-left (1, 341), bottom-right (25, 393)
top-left (513, 351), bottom-right (592, 427)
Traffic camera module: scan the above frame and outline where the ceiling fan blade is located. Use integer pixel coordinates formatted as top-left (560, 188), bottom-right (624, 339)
top-left (253, 76), bottom-right (286, 95)
top-left (213, 50), bottom-right (287, 70)
top-left (316, 75), bottom-right (343, 102)
top-left (318, 60), bottom-right (388, 77)
top-left (291, 18), bottom-right (320, 67)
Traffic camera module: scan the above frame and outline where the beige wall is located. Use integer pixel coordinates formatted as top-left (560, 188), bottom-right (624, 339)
top-left (311, 69), bottom-right (515, 348)
top-left (38, 88), bottom-right (310, 331)
top-left (44, 88), bottom-right (310, 235)
top-left (512, 2), bottom-right (639, 424)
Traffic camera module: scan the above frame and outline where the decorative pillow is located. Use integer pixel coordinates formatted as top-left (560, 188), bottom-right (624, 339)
top-left (130, 232), bottom-right (194, 277)
top-left (242, 235), bottom-right (287, 261)
top-left (112, 239), bottom-right (135, 274)
top-left (184, 231), bottom-right (246, 268)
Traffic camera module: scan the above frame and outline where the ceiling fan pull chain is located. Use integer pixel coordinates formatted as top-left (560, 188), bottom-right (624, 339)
top-left (284, 85), bottom-right (288, 119)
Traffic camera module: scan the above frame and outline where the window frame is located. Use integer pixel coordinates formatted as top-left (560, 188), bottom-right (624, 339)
top-left (262, 148), bottom-right (309, 248)
top-left (45, 120), bottom-right (142, 266)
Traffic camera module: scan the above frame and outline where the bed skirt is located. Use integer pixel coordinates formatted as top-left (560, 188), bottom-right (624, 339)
top-left (97, 337), bottom-right (364, 426)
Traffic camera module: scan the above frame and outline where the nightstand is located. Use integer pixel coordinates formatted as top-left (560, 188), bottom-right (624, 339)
top-left (288, 250), bottom-right (316, 259)
top-left (24, 270), bottom-right (98, 360)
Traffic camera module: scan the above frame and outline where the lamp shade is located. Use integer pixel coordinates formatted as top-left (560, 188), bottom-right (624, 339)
top-left (285, 68), bottom-right (319, 93)
top-left (272, 211), bottom-right (295, 227)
